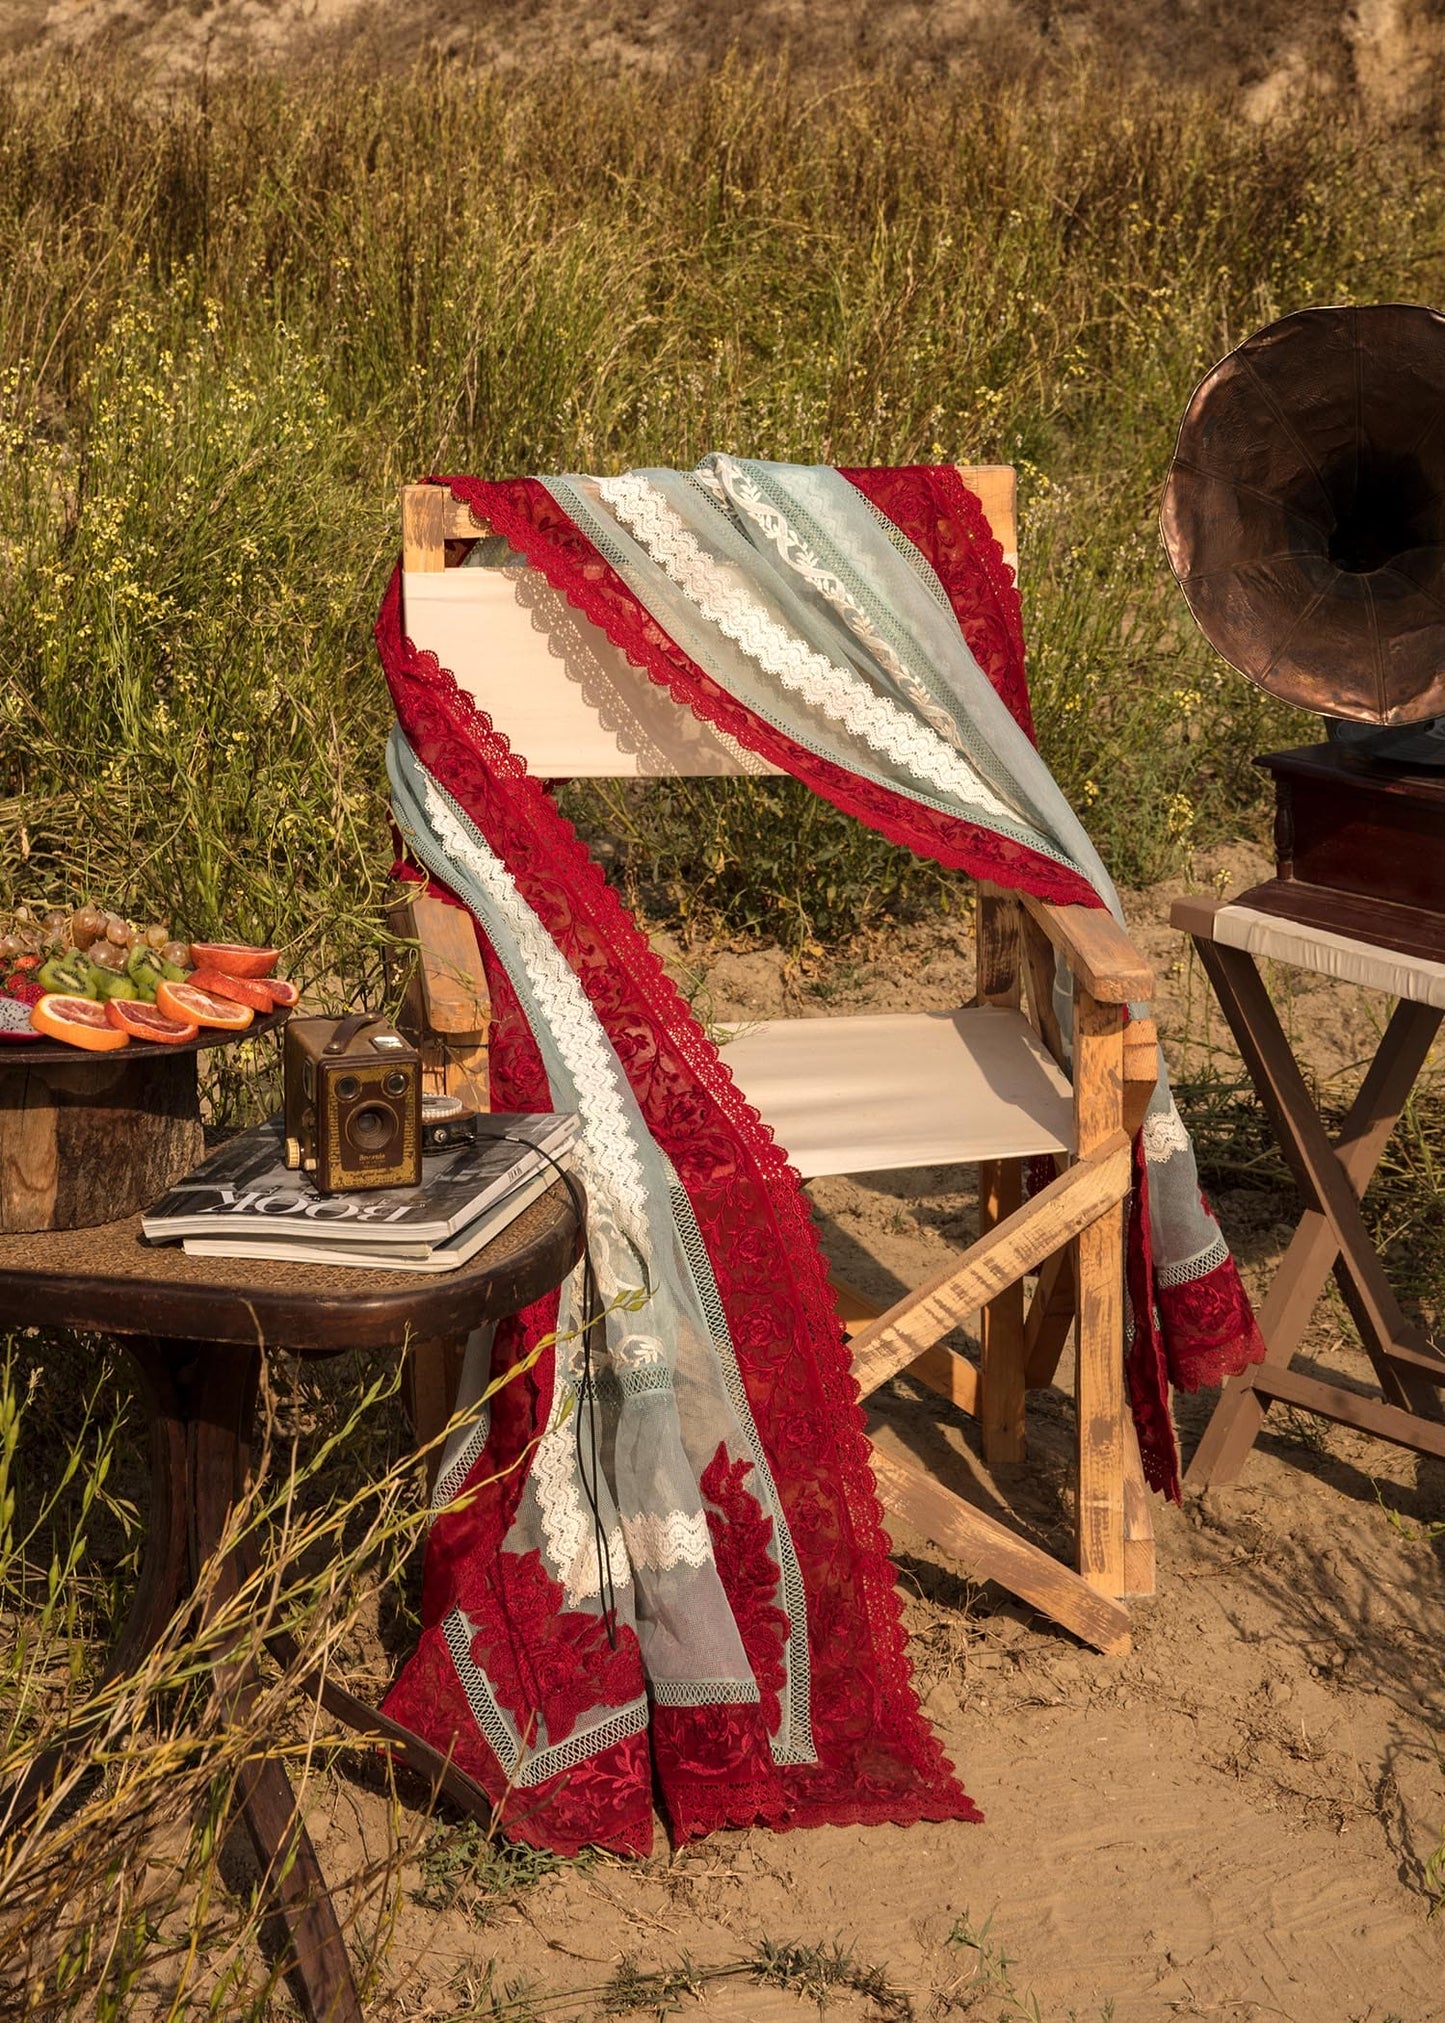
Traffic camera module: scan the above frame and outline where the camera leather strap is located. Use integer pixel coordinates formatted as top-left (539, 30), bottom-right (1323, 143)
top-left (322, 1012), bottom-right (380, 1056)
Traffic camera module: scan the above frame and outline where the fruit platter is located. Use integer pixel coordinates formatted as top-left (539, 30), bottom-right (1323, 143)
top-left (1, 902), bottom-right (297, 1056)
top-left (1, 902), bottom-right (297, 1236)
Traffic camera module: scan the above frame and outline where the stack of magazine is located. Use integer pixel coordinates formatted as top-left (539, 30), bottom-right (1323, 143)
top-left (142, 1113), bottom-right (580, 1273)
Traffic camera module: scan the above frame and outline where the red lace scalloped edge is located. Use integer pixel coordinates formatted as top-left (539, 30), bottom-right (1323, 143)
top-left (377, 556), bottom-right (971, 1834)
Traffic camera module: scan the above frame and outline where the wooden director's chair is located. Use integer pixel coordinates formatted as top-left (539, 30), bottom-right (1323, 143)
top-left (1176, 895), bottom-right (1445, 1484)
top-left (394, 469), bottom-right (1159, 1655)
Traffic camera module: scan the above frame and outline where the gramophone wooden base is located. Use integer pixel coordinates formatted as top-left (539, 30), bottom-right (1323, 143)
top-left (1246, 744), bottom-right (1445, 965)
top-left (1234, 879), bottom-right (1445, 966)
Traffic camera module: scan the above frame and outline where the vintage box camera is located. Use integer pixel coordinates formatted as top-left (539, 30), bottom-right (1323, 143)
top-left (283, 1014), bottom-right (422, 1194)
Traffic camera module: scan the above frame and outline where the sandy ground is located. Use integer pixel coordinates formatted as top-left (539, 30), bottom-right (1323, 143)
top-left (250, 847), bottom-right (1445, 2023)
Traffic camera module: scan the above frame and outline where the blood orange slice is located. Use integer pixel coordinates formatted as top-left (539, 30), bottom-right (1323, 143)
top-left (259, 976), bottom-right (299, 1008)
top-left (188, 967), bottom-right (276, 1013)
top-left (187, 942), bottom-right (278, 980)
top-left (105, 999), bottom-right (200, 1045)
top-left (33, 994), bottom-right (130, 1051)
top-left (156, 980), bottom-right (254, 1030)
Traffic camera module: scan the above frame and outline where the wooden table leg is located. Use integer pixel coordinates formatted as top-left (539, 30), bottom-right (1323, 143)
top-left (1188, 996), bottom-right (1443, 1486)
top-left (266, 1624), bottom-right (503, 1823)
top-left (181, 1343), bottom-right (363, 2023)
top-left (403, 1334), bottom-right (468, 1498)
top-left (1191, 943), bottom-right (1445, 1468)
top-left (1071, 990), bottom-right (1127, 1598)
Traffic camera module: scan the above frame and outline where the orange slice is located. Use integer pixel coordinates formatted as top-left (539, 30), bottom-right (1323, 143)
top-left (33, 994), bottom-right (130, 1051)
top-left (188, 967), bottom-right (276, 1012)
top-left (187, 942), bottom-right (278, 979)
top-left (156, 980), bottom-right (254, 1030)
top-left (105, 1000), bottom-right (200, 1045)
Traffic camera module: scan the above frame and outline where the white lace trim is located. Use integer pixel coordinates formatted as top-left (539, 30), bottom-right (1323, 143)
top-left (1155, 1232), bottom-right (1230, 1289)
top-left (651, 1675), bottom-right (760, 1706)
top-left (621, 1506), bottom-right (713, 1572)
top-left (443, 1606), bottom-right (651, 1786)
top-left (1142, 1098), bottom-right (1190, 1164)
top-left (431, 1407), bottom-right (491, 1516)
top-left (443, 1605), bottom-right (520, 1772)
top-left (531, 1385), bottom-right (629, 1604)
top-left (712, 457), bottom-right (994, 764)
top-left (597, 471), bottom-right (1020, 826)
top-left (413, 772), bottom-right (664, 1367)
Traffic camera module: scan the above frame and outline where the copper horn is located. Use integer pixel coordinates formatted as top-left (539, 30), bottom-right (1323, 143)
top-left (1161, 303), bottom-right (1445, 729)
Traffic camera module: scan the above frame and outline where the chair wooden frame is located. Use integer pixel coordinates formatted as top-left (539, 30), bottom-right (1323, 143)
top-left (394, 471), bottom-right (1159, 1654)
top-left (1176, 895), bottom-right (1445, 1485)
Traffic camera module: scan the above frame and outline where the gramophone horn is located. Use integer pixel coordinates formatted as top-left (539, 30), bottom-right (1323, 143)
top-left (1161, 303), bottom-right (1445, 726)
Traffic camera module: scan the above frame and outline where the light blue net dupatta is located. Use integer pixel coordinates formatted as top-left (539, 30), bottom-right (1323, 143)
top-left (388, 734), bottom-right (816, 1786)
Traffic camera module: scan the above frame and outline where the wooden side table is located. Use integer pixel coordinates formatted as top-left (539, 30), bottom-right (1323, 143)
top-left (1172, 895), bottom-right (1445, 1485)
top-left (0, 1182), bottom-right (583, 2023)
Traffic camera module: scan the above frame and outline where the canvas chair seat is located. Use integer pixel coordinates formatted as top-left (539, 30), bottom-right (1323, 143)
top-left (393, 466), bottom-right (1159, 1657)
top-left (717, 1006), bottom-right (1073, 1178)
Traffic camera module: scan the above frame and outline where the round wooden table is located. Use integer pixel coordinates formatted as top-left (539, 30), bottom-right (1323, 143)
top-left (0, 1179), bottom-right (584, 2023)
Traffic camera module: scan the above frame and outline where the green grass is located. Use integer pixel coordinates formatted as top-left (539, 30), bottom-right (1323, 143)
top-left (3, 55), bottom-right (1440, 968)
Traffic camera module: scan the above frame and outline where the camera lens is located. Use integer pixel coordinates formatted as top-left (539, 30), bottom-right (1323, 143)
top-left (336, 1075), bottom-right (360, 1101)
top-left (346, 1104), bottom-right (396, 1152)
top-left (383, 1070), bottom-right (408, 1096)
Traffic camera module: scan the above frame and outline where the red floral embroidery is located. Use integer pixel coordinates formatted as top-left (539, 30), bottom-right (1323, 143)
top-left (468, 1548), bottom-right (644, 1748)
top-left (701, 1444), bottom-right (789, 1737)
top-left (651, 1704), bottom-right (789, 1844)
top-left (385, 1627), bottom-right (655, 1858)
top-left (1159, 1244), bottom-right (1268, 1396)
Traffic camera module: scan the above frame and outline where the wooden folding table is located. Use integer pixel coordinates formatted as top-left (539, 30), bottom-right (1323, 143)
top-left (0, 1182), bottom-right (583, 2023)
top-left (1172, 894), bottom-right (1445, 1484)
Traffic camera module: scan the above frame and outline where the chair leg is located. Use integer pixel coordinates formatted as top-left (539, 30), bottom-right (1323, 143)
top-left (979, 1157), bottom-right (1026, 1464)
top-left (1023, 1245), bottom-right (1076, 1388)
top-left (1120, 1410), bottom-right (1156, 1597)
top-left (1072, 989), bottom-right (1127, 1597)
top-left (1074, 1205), bottom-right (1127, 1595)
